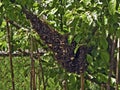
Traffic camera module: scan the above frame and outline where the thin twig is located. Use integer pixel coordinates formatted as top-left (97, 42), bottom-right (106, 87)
top-left (30, 36), bottom-right (36, 90)
top-left (38, 66), bottom-right (41, 90)
top-left (6, 19), bottom-right (15, 90)
top-left (38, 53), bottom-right (46, 90)
top-left (116, 38), bottom-right (120, 90)
top-left (101, 84), bottom-right (105, 90)
top-left (85, 74), bottom-right (115, 89)
top-left (37, 53), bottom-right (41, 90)
top-left (81, 73), bottom-right (84, 90)
top-left (7, 19), bottom-right (30, 30)
top-left (59, 0), bottom-right (63, 31)
top-left (62, 79), bottom-right (67, 90)
top-left (0, 50), bottom-right (44, 57)
top-left (107, 36), bottom-right (116, 90)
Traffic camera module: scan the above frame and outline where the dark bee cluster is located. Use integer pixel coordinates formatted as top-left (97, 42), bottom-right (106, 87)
top-left (22, 8), bottom-right (91, 74)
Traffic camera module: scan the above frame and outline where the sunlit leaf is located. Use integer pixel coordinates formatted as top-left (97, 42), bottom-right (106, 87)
top-left (108, 0), bottom-right (116, 15)
top-left (0, 32), bottom-right (4, 37)
top-left (0, 2), bottom-right (2, 7)
top-left (83, 0), bottom-right (91, 6)
top-left (1, 21), bottom-right (6, 28)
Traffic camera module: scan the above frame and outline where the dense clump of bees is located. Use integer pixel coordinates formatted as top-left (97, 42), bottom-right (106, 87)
top-left (23, 8), bottom-right (91, 74)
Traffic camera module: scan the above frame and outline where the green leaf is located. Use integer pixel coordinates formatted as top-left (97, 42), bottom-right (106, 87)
top-left (74, 33), bottom-right (82, 43)
top-left (83, 0), bottom-right (91, 6)
top-left (47, 78), bottom-right (55, 86)
top-left (99, 37), bottom-right (108, 50)
top-left (50, 8), bottom-right (58, 14)
top-left (87, 54), bottom-right (93, 64)
top-left (116, 28), bottom-right (120, 38)
top-left (0, 2), bottom-right (2, 7)
top-left (91, 49), bottom-right (99, 57)
top-left (1, 20), bottom-right (6, 28)
top-left (0, 32), bottom-right (4, 37)
top-left (100, 51), bottom-right (110, 63)
top-left (97, 73), bottom-right (107, 82)
top-left (33, 2), bottom-right (38, 7)
top-left (69, 74), bottom-right (76, 83)
top-left (108, 0), bottom-right (116, 15)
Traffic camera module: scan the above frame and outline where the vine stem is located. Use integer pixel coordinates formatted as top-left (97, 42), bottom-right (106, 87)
top-left (6, 19), bottom-right (15, 90)
top-left (116, 38), bottom-right (120, 90)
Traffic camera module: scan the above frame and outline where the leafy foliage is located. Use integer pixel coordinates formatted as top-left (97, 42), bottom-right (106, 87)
top-left (0, 0), bottom-right (120, 90)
